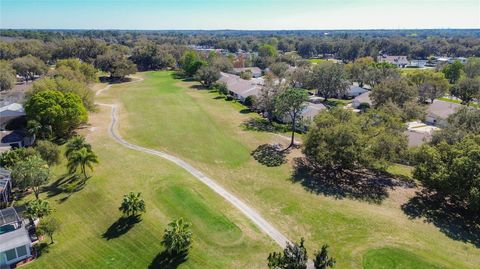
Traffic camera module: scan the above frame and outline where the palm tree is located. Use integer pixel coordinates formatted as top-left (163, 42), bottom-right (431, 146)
top-left (313, 244), bottom-right (336, 269)
top-left (119, 192), bottom-right (146, 217)
top-left (162, 218), bottom-right (193, 254)
top-left (67, 147), bottom-right (98, 179)
top-left (65, 136), bottom-right (91, 158)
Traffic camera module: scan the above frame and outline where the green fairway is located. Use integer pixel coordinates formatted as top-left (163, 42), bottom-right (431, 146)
top-left (363, 248), bottom-right (444, 269)
top-left (90, 71), bottom-right (479, 268)
top-left (97, 71), bottom-right (479, 268)
top-left (24, 103), bottom-right (275, 268)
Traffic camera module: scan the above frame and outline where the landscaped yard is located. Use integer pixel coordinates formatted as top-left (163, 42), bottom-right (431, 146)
top-left (24, 100), bottom-right (276, 268)
top-left (94, 71), bottom-right (479, 268)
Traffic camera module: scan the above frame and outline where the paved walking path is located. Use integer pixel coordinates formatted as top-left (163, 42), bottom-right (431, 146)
top-left (95, 79), bottom-right (314, 268)
top-left (97, 103), bottom-right (291, 248)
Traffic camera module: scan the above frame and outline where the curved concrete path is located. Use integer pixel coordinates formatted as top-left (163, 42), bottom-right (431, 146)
top-left (96, 79), bottom-right (314, 268)
top-left (97, 103), bottom-right (290, 248)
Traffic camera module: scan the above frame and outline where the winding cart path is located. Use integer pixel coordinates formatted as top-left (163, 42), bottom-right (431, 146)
top-left (95, 79), bottom-right (314, 268)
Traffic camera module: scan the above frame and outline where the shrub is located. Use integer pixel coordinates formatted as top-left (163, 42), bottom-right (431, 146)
top-left (357, 102), bottom-right (371, 111)
top-left (36, 140), bottom-right (60, 166)
top-left (239, 70), bottom-right (252, 80)
top-left (251, 144), bottom-right (286, 167)
top-left (244, 95), bottom-right (256, 107)
top-left (0, 147), bottom-right (39, 169)
top-left (25, 199), bottom-right (52, 220)
top-left (213, 82), bottom-right (229, 95)
top-left (225, 95), bottom-right (234, 101)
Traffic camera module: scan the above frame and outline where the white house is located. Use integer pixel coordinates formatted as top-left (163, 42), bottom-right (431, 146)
top-left (377, 55), bottom-right (409, 68)
top-left (407, 60), bottom-right (428, 68)
top-left (425, 99), bottom-right (462, 126)
top-left (0, 207), bottom-right (33, 267)
top-left (344, 85), bottom-right (369, 98)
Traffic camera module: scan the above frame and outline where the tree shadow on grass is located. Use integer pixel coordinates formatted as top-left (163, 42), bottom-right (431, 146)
top-left (46, 174), bottom-right (86, 203)
top-left (189, 84), bottom-right (205, 90)
top-left (148, 250), bottom-right (188, 269)
top-left (99, 76), bottom-right (133, 84)
top-left (239, 108), bottom-right (253, 114)
top-left (171, 72), bottom-right (194, 82)
top-left (34, 242), bottom-right (50, 258)
top-left (291, 157), bottom-right (413, 204)
top-left (102, 215), bottom-right (141, 240)
top-left (241, 118), bottom-right (289, 133)
top-left (402, 190), bottom-right (480, 248)
top-left (251, 144), bottom-right (287, 167)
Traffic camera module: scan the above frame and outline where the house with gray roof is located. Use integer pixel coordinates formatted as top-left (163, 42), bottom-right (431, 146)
top-left (218, 72), bottom-right (263, 102)
top-left (0, 207), bottom-right (34, 267)
top-left (0, 103), bottom-right (25, 130)
top-left (231, 67), bottom-right (262, 78)
top-left (302, 103), bottom-right (327, 121)
top-left (377, 55), bottom-right (409, 68)
top-left (352, 91), bottom-right (372, 108)
top-left (0, 169), bottom-right (12, 207)
top-left (344, 84), bottom-right (369, 98)
top-left (425, 99), bottom-right (463, 126)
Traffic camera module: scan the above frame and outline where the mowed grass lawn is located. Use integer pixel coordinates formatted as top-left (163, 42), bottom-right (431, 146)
top-left (98, 71), bottom-right (479, 268)
top-left (97, 72), bottom-right (480, 268)
top-left (308, 58), bottom-right (327, 64)
top-left (25, 103), bottom-right (276, 268)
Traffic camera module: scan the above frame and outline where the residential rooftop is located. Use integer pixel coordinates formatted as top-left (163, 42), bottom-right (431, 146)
top-left (427, 99), bottom-right (463, 119)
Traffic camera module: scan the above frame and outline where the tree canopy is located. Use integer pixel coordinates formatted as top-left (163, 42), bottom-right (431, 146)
top-left (130, 41), bottom-right (176, 71)
top-left (162, 218), bottom-right (193, 255)
top-left (442, 61), bottom-right (463, 84)
top-left (407, 70), bottom-right (449, 103)
top-left (268, 238), bottom-right (308, 269)
top-left (25, 90), bottom-right (88, 138)
top-left (309, 62), bottom-right (349, 100)
top-left (11, 155), bottom-right (49, 199)
top-left (275, 88), bottom-right (308, 148)
top-left (451, 77), bottom-right (480, 105)
top-left (194, 65), bottom-right (220, 88)
top-left (304, 109), bottom-right (407, 173)
top-left (55, 58), bottom-right (98, 83)
top-left (12, 55), bottom-right (47, 81)
top-left (35, 140), bottom-right (60, 166)
top-left (371, 78), bottom-right (418, 108)
top-left (180, 50), bottom-right (206, 77)
top-left (119, 192), bottom-right (146, 217)
top-left (96, 50), bottom-right (137, 79)
top-left (414, 135), bottom-right (480, 212)
top-left (32, 76), bottom-right (95, 111)
top-left (0, 60), bottom-right (16, 91)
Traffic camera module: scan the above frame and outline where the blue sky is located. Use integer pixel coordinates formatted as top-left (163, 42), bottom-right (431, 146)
top-left (1, 0), bottom-right (479, 30)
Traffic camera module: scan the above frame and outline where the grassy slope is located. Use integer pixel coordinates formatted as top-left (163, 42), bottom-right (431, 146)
top-left (25, 94), bottom-right (275, 268)
top-left (98, 71), bottom-right (479, 268)
top-left (363, 247), bottom-right (444, 269)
